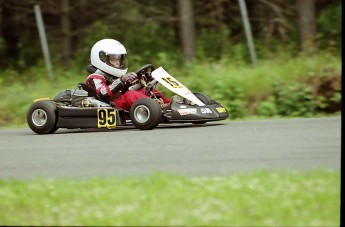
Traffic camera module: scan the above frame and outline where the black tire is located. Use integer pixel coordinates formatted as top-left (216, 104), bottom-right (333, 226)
top-left (27, 100), bottom-right (58, 134)
top-left (130, 98), bottom-right (162, 130)
top-left (193, 92), bottom-right (212, 105)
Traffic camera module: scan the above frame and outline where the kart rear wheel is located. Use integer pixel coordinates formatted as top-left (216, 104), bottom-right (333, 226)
top-left (27, 100), bottom-right (58, 134)
top-left (130, 98), bottom-right (162, 130)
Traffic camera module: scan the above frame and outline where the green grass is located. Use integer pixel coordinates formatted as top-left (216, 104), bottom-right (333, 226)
top-left (0, 170), bottom-right (340, 226)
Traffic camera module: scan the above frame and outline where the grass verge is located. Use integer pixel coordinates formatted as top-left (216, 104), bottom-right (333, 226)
top-left (0, 170), bottom-right (340, 226)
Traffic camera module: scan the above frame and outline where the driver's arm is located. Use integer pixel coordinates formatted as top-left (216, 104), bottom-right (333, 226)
top-left (86, 72), bottom-right (138, 99)
top-left (86, 75), bottom-right (124, 100)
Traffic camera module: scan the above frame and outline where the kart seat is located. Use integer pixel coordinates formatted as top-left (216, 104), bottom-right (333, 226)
top-left (83, 65), bottom-right (97, 96)
top-left (83, 65), bottom-right (114, 106)
top-left (86, 64), bottom-right (97, 74)
top-left (78, 82), bottom-right (94, 96)
top-left (84, 65), bottom-right (105, 100)
top-left (77, 82), bottom-right (109, 104)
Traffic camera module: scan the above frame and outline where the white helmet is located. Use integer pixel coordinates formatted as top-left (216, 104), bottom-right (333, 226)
top-left (90, 39), bottom-right (128, 77)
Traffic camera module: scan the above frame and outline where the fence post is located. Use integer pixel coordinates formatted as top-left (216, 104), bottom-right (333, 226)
top-left (34, 5), bottom-right (55, 81)
top-left (238, 0), bottom-right (257, 66)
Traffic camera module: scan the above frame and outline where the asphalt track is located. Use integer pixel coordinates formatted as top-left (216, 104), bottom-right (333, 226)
top-left (0, 116), bottom-right (341, 180)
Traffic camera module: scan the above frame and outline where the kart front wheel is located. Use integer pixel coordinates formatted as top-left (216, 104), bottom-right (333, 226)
top-left (193, 92), bottom-right (212, 105)
top-left (193, 93), bottom-right (211, 124)
top-left (27, 100), bottom-right (58, 134)
top-left (130, 98), bottom-right (162, 130)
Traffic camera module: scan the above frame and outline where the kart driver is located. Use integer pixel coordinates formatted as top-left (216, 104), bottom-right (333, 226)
top-left (86, 38), bottom-right (171, 111)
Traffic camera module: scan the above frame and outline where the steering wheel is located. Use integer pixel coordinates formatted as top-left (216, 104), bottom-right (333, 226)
top-left (134, 64), bottom-right (158, 97)
top-left (135, 64), bottom-right (155, 78)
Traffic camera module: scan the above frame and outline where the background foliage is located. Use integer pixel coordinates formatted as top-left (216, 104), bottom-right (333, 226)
top-left (0, 0), bottom-right (342, 68)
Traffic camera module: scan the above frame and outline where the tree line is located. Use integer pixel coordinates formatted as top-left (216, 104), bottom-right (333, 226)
top-left (0, 0), bottom-right (341, 70)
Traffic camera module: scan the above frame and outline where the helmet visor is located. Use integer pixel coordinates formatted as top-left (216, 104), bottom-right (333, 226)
top-left (106, 54), bottom-right (127, 70)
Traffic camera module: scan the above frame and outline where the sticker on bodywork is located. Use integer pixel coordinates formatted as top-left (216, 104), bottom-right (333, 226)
top-left (34, 97), bottom-right (50, 102)
top-left (216, 107), bottom-right (226, 113)
top-left (177, 108), bottom-right (197, 116)
top-left (201, 108), bottom-right (212, 114)
top-left (161, 76), bottom-right (183, 88)
top-left (97, 109), bottom-right (116, 129)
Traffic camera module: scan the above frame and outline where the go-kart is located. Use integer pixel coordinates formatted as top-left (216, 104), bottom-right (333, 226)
top-left (27, 64), bottom-right (229, 134)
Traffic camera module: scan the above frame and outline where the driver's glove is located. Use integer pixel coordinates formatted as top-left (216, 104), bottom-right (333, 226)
top-left (121, 72), bottom-right (137, 83)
